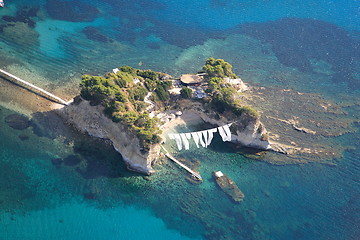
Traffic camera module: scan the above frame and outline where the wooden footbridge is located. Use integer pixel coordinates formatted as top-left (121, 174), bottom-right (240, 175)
top-left (0, 68), bottom-right (70, 105)
top-left (161, 146), bottom-right (202, 181)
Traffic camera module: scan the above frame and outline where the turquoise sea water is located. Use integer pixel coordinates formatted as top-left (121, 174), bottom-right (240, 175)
top-left (0, 0), bottom-right (359, 239)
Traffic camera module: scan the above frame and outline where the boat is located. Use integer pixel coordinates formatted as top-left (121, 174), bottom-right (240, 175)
top-left (0, 0), bottom-right (4, 8)
top-left (213, 171), bottom-right (245, 202)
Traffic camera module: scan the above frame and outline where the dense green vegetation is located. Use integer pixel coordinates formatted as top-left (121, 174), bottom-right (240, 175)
top-left (202, 58), bottom-right (259, 119)
top-left (202, 57), bottom-right (238, 79)
top-left (80, 66), bottom-right (171, 150)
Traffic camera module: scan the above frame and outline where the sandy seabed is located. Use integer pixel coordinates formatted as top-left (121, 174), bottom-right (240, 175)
top-left (0, 77), bottom-right (72, 115)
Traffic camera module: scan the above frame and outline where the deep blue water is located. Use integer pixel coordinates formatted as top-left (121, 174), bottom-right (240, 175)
top-left (0, 0), bottom-right (359, 239)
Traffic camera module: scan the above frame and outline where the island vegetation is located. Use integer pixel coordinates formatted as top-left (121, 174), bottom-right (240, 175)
top-left (79, 58), bottom-right (259, 150)
top-left (80, 67), bottom-right (171, 150)
top-left (200, 57), bottom-right (259, 119)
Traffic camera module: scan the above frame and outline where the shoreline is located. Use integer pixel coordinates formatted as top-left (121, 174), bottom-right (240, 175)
top-left (159, 111), bottom-right (204, 136)
top-left (0, 77), bottom-right (75, 115)
top-left (1, 73), bottom-right (355, 167)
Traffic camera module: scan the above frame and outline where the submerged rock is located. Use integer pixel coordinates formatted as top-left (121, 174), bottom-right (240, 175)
top-left (5, 114), bottom-right (30, 130)
top-left (63, 155), bottom-right (82, 166)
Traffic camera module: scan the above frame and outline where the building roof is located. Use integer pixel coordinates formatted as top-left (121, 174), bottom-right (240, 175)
top-left (180, 74), bottom-right (203, 84)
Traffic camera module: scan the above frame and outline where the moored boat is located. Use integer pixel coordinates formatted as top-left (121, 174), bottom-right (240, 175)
top-left (213, 171), bottom-right (245, 202)
top-left (0, 0), bottom-right (4, 8)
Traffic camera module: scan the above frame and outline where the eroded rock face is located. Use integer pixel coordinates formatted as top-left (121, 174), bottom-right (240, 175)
top-left (5, 113), bottom-right (30, 130)
top-left (57, 100), bottom-right (158, 175)
top-left (174, 99), bottom-right (271, 151)
top-left (198, 111), bottom-right (271, 150)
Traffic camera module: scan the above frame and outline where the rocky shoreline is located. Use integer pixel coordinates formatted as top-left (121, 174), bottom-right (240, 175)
top-left (58, 98), bottom-right (159, 175)
top-left (57, 96), bottom-right (272, 175)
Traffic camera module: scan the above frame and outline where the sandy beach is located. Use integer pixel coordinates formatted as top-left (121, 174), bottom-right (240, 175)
top-left (159, 111), bottom-right (204, 137)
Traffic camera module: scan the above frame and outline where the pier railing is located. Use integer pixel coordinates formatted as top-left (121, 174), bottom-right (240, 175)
top-left (0, 68), bottom-right (70, 105)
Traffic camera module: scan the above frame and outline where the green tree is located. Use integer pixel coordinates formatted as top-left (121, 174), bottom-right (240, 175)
top-left (137, 70), bottom-right (158, 81)
top-left (180, 87), bottom-right (193, 99)
top-left (202, 58), bottom-right (238, 79)
top-left (155, 85), bottom-right (169, 102)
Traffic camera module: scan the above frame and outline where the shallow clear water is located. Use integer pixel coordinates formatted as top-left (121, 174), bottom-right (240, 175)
top-left (0, 0), bottom-right (359, 239)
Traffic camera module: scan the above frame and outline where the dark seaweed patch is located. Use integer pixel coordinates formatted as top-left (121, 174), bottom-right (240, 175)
top-left (1, 6), bottom-right (39, 28)
top-left (18, 134), bottom-right (29, 141)
top-left (51, 158), bottom-right (63, 167)
top-left (5, 114), bottom-right (30, 130)
top-left (82, 27), bottom-right (113, 43)
top-left (63, 155), bottom-right (82, 166)
top-left (45, 0), bottom-right (99, 22)
top-left (240, 18), bottom-right (360, 87)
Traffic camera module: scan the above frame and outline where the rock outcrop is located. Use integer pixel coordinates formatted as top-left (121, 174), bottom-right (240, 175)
top-left (57, 99), bottom-right (159, 175)
top-left (198, 111), bottom-right (271, 150)
top-left (174, 99), bottom-right (271, 150)
top-left (58, 97), bottom-right (271, 175)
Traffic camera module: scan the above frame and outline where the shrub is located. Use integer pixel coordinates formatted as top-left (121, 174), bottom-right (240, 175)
top-left (145, 79), bottom-right (157, 91)
top-left (121, 111), bottom-right (138, 125)
top-left (180, 87), bottom-right (193, 99)
top-left (157, 80), bottom-right (172, 91)
top-left (207, 77), bottom-right (223, 90)
top-left (116, 71), bottom-right (134, 84)
top-left (119, 66), bottom-right (137, 75)
top-left (115, 78), bottom-right (127, 88)
top-left (155, 85), bottom-right (169, 102)
top-left (137, 70), bottom-right (158, 81)
top-left (132, 86), bottom-right (148, 101)
top-left (202, 57), bottom-right (238, 79)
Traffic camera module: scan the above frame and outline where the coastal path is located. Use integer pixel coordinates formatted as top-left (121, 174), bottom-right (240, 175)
top-left (0, 68), bottom-right (70, 105)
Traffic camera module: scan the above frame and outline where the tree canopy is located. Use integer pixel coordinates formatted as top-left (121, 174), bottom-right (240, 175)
top-left (180, 87), bottom-right (193, 99)
top-left (80, 66), bottom-right (171, 149)
top-left (201, 58), bottom-right (259, 119)
top-left (202, 57), bottom-right (238, 79)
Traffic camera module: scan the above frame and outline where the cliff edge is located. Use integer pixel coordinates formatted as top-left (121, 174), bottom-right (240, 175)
top-left (58, 99), bottom-right (159, 175)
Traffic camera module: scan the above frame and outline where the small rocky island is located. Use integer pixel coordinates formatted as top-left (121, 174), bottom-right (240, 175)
top-left (59, 58), bottom-right (271, 175)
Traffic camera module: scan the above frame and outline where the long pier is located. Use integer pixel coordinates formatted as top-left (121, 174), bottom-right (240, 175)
top-left (161, 146), bottom-right (202, 181)
top-left (0, 68), bottom-right (70, 105)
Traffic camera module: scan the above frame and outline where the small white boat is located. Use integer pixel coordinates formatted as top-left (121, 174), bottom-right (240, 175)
top-left (0, 0), bottom-right (4, 8)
